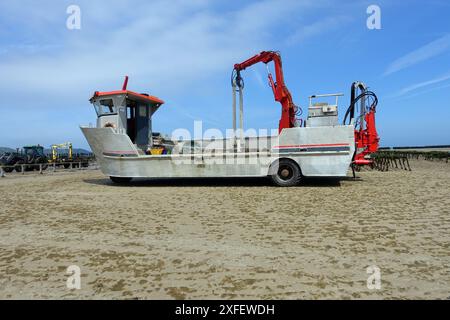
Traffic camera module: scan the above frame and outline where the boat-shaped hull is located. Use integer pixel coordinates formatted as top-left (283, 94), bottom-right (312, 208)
top-left (81, 125), bottom-right (355, 179)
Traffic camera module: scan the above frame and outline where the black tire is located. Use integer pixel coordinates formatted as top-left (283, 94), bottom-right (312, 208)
top-left (3, 166), bottom-right (13, 173)
top-left (110, 176), bottom-right (133, 184)
top-left (15, 161), bottom-right (24, 172)
top-left (269, 159), bottom-right (302, 187)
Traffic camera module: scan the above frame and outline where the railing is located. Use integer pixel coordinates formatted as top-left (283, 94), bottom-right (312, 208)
top-left (308, 93), bottom-right (344, 108)
top-left (0, 161), bottom-right (98, 177)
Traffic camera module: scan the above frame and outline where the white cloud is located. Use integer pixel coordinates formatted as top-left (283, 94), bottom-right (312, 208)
top-left (394, 72), bottom-right (450, 97)
top-left (397, 83), bottom-right (450, 100)
top-left (384, 34), bottom-right (450, 76)
top-left (286, 15), bottom-right (351, 45)
top-left (0, 0), bottom-right (340, 148)
top-left (0, 0), bottom-right (320, 101)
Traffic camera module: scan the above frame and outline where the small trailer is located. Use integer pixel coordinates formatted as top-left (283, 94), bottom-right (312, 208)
top-left (81, 51), bottom-right (379, 186)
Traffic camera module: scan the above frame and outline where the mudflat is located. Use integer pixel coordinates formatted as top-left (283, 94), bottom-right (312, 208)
top-left (0, 160), bottom-right (449, 299)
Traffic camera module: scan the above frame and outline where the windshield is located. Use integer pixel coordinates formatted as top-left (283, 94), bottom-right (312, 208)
top-left (24, 147), bottom-right (44, 157)
top-left (94, 99), bottom-right (117, 116)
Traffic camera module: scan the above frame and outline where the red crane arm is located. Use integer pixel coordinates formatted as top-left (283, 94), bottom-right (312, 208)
top-left (233, 51), bottom-right (299, 132)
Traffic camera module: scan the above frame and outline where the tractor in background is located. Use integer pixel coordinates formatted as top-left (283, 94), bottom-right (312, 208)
top-left (0, 145), bottom-right (48, 172)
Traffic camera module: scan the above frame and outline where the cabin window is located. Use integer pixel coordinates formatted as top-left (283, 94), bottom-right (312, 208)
top-left (95, 99), bottom-right (117, 116)
top-left (138, 105), bottom-right (147, 117)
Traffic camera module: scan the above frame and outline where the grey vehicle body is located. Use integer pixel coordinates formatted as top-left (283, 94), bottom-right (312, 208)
top-left (81, 91), bottom-right (355, 185)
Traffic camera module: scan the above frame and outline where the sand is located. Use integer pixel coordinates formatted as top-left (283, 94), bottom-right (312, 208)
top-left (0, 160), bottom-right (449, 299)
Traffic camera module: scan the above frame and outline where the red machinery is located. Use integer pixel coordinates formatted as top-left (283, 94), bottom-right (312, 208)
top-left (232, 51), bottom-right (301, 133)
top-left (344, 82), bottom-right (380, 166)
top-left (233, 51), bottom-right (379, 166)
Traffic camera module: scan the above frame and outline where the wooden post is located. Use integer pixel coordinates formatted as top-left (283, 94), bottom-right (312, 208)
top-left (405, 157), bottom-right (411, 171)
top-left (0, 167), bottom-right (5, 178)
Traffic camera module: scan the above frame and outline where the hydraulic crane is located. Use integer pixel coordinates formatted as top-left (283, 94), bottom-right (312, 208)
top-left (233, 51), bottom-right (380, 166)
top-left (232, 51), bottom-right (301, 133)
top-left (51, 142), bottom-right (73, 162)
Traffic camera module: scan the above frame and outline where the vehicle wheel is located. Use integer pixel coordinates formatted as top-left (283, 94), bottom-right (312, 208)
top-left (110, 176), bottom-right (133, 184)
top-left (270, 159), bottom-right (302, 187)
top-left (15, 161), bottom-right (24, 172)
top-left (3, 166), bottom-right (13, 173)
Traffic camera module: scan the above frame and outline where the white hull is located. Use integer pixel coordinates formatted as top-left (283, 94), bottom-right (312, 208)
top-left (81, 125), bottom-right (355, 179)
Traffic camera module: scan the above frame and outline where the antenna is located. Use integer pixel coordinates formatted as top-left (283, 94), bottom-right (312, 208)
top-left (122, 75), bottom-right (129, 90)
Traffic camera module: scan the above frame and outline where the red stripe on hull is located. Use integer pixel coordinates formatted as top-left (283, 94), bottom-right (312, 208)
top-left (273, 143), bottom-right (350, 149)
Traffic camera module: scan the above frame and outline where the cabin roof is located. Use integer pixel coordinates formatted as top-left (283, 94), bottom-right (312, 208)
top-left (90, 90), bottom-right (164, 105)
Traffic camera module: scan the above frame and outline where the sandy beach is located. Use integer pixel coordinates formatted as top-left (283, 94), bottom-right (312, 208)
top-left (0, 160), bottom-right (449, 299)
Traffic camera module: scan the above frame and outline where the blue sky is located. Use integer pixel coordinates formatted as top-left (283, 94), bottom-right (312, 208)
top-left (0, 0), bottom-right (449, 149)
